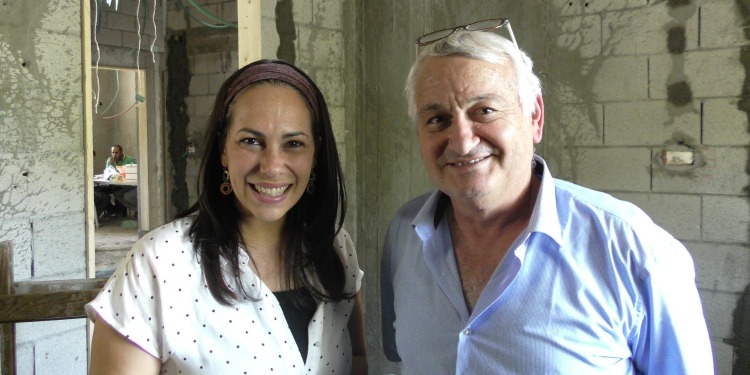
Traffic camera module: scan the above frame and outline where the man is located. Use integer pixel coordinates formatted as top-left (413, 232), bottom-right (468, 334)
top-left (102, 144), bottom-right (137, 216)
top-left (381, 21), bottom-right (713, 374)
top-left (105, 144), bottom-right (136, 170)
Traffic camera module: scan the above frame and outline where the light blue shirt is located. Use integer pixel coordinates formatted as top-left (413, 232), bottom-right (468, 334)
top-left (381, 156), bottom-right (713, 374)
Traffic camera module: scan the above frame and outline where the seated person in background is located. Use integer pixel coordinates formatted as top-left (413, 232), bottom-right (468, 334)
top-left (105, 145), bottom-right (136, 170)
top-left (99, 145), bottom-right (138, 217)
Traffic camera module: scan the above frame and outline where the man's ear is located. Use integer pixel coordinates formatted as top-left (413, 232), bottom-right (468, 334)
top-left (531, 95), bottom-right (544, 144)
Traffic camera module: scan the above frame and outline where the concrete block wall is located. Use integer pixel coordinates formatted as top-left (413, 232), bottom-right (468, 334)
top-left (0, 1), bottom-right (88, 374)
top-left (544, 1), bottom-right (750, 373)
top-left (167, 0), bottom-right (348, 207)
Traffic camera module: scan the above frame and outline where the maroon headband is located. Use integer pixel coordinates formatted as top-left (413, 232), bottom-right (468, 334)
top-left (223, 62), bottom-right (320, 120)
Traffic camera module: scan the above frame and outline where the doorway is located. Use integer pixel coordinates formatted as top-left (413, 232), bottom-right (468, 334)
top-left (90, 66), bottom-right (149, 277)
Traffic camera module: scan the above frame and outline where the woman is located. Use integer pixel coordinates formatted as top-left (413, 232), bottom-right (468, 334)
top-left (86, 60), bottom-right (367, 374)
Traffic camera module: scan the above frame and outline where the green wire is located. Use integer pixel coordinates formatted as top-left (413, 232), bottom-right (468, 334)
top-left (187, 0), bottom-right (238, 28)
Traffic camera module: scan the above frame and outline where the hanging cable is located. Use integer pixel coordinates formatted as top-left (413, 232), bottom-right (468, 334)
top-left (150, 0), bottom-right (157, 63)
top-left (187, 0), bottom-right (237, 28)
top-left (93, 0), bottom-right (101, 113)
top-left (100, 70), bottom-right (120, 115)
top-left (135, 0), bottom-right (142, 98)
top-left (178, 0), bottom-right (229, 29)
top-left (102, 101), bottom-right (139, 120)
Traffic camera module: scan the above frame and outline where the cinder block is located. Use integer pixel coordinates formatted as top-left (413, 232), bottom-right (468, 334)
top-left (187, 3), bottom-right (221, 29)
top-left (702, 98), bottom-right (750, 146)
top-left (207, 72), bottom-right (231, 94)
top-left (93, 27), bottom-right (123, 48)
top-left (188, 73), bottom-right (208, 96)
top-left (572, 147), bottom-right (652, 191)
top-left (612, 192), bottom-right (701, 241)
top-left (32, 212), bottom-right (86, 280)
top-left (314, 68), bottom-right (344, 107)
top-left (33, 324), bottom-right (88, 375)
top-left (602, 5), bottom-right (698, 56)
top-left (592, 55), bottom-right (648, 101)
top-left (700, 1), bottom-right (745, 49)
top-left (553, 0), bottom-right (647, 16)
top-left (306, 28), bottom-right (344, 68)
top-left (261, 16), bottom-right (281, 60)
top-left (711, 337), bottom-right (735, 375)
top-left (329, 105), bottom-right (345, 143)
top-left (294, 26), bottom-right (313, 67)
top-left (649, 50), bottom-right (743, 100)
top-left (702, 195), bottom-right (750, 243)
top-left (221, 1), bottom-right (238, 23)
top-left (556, 15), bottom-right (601, 59)
top-left (106, 11), bottom-right (136, 32)
top-left (190, 52), bottom-right (225, 74)
top-left (313, 0), bottom-right (343, 30)
top-left (0, 217), bottom-right (33, 281)
top-left (685, 241), bottom-right (750, 293)
top-left (262, 0), bottom-right (275, 18)
top-left (192, 95), bottom-right (215, 118)
top-left (604, 100), bottom-right (700, 146)
top-left (167, 9), bottom-right (187, 30)
top-left (698, 289), bottom-right (740, 339)
top-left (653, 147), bottom-right (748, 195)
top-left (556, 102), bottom-right (603, 146)
top-left (16, 319), bottom-right (85, 344)
top-left (293, 0), bottom-right (314, 25)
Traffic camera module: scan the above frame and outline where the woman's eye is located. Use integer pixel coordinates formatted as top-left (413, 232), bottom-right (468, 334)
top-left (240, 138), bottom-right (261, 146)
top-left (285, 140), bottom-right (304, 148)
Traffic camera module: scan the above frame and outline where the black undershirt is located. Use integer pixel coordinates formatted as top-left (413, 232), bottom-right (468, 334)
top-left (273, 288), bottom-right (317, 362)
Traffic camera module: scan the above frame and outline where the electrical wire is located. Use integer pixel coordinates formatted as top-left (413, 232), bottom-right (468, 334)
top-left (177, 0), bottom-right (229, 29)
top-left (135, 0), bottom-right (142, 98)
top-left (93, 0), bottom-right (101, 114)
top-left (150, 0), bottom-right (157, 63)
top-left (102, 101), bottom-right (140, 120)
top-left (187, 0), bottom-right (237, 28)
top-left (100, 70), bottom-right (120, 115)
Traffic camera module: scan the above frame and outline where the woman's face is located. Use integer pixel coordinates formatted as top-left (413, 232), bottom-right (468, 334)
top-left (221, 83), bottom-right (315, 226)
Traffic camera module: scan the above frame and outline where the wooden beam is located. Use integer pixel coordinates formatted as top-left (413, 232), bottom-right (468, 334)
top-left (1, 241), bottom-right (16, 375)
top-left (237, 0), bottom-right (262, 67)
top-left (0, 278), bottom-right (107, 325)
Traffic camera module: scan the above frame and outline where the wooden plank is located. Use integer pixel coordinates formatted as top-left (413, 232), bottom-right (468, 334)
top-left (0, 284), bottom-right (106, 324)
top-left (237, 0), bottom-right (261, 67)
top-left (1, 241), bottom-right (16, 375)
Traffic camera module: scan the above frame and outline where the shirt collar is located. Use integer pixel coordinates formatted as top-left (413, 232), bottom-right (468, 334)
top-left (411, 155), bottom-right (564, 248)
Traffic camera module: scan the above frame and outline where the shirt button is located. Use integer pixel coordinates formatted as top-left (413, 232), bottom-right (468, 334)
top-left (464, 329), bottom-right (472, 336)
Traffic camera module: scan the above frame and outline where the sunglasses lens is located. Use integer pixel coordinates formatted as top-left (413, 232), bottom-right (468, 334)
top-left (418, 29), bottom-right (455, 45)
top-left (465, 19), bottom-right (503, 32)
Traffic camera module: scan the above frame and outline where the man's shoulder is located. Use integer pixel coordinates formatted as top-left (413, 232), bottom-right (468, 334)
top-left (393, 192), bottom-right (432, 220)
top-left (552, 179), bottom-right (657, 229)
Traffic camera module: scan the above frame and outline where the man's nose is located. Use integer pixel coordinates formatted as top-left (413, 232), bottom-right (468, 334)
top-left (447, 116), bottom-right (479, 156)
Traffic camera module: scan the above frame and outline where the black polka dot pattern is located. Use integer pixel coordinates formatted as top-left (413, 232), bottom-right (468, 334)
top-left (85, 219), bottom-right (363, 374)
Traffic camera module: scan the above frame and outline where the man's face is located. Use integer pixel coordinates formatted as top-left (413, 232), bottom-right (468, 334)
top-left (413, 56), bottom-right (543, 209)
top-left (111, 147), bottom-right (123, 162)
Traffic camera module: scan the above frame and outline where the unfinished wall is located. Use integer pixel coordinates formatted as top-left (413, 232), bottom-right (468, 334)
top-left (0, 1), bottom-right (88, 374)
top-left (166, 0), bottom-right (351, 219)
top-left (357, 0), bottom-right (750, 374)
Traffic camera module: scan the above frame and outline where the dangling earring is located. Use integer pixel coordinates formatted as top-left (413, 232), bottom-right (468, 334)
top-left (220, 168), bottom-right (233, 195)
top-left (306, 171), bottom-right (316, 194)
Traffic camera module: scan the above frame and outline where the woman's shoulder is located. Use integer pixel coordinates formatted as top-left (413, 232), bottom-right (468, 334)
top-left (131, 217), bottom-right (196, 260)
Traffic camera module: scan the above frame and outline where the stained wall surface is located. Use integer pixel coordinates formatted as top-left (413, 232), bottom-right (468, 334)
top-left (0, 0), bottom-right (88, 374)
top-left (356, 0), bottom-right (750, 374)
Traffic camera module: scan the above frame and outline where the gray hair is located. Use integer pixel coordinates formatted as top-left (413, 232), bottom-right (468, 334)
top-left (405, 31), bottom-right (542, 122)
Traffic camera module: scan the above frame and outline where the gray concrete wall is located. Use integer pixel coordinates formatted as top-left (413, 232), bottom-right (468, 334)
top-left (0, 1), bottom-right (88, 374)
top-left (356, 0), bottom-right (750, 374)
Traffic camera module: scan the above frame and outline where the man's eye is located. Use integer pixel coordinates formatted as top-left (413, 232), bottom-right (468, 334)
top-left (425, 115), bottom-right (449, 128)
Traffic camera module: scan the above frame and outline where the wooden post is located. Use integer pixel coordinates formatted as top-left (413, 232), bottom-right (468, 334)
top-left (0, 241), bottom-right (16, 375)
top-left (237, 0), bottom-right (262, 68)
